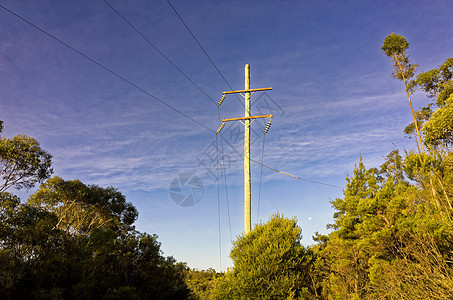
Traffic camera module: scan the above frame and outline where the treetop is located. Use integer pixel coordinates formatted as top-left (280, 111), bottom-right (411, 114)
top-left (382, 33), bottom-right (409, 57)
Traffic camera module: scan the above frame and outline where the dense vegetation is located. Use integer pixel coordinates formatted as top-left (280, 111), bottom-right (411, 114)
top-left (1, 33), bottom-right (452, 299)
top-left (0, 121), bottom-right (189, 299)
top-left (208, 33), bottom-right (453, 299)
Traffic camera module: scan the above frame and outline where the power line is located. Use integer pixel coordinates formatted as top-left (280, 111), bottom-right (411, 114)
top-left (166, 0), bottom-right (273, 136)
top-left (162, 0), bottom-right (235, 240)
top-left (215, 134), bottom-right (222, 270)
top-left (218, 109), bottom-right (232, 242)
top-left (104, 1), bottom-right (313, 225)
top-left (165, 0), bottom-right (234, 93)
top-left (0, 3), bottom-right (214, 134)
top-left (166, 0), bottom-right (245, 108)
top-left (1, 3), bottom-right (342, 191)
top-left (103, 1), bottom-right (234, 240)
top-left (256, 134), bottom-right (266, 223)
top-left (104, 0), bottom-right (235, 250)
top-left (251, 158), bottom-right (343, 189)
top-left (103, 0), bottom-right (217, 106)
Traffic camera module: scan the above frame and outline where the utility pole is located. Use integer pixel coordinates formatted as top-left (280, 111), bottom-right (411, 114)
top-left (216, 64), bottom-right (272, 234)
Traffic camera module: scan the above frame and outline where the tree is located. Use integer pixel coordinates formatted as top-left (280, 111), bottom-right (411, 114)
top-left (212, 213), bottom-right (313, 299)
top-left (28, 177), bottom-right (138, 236)
top-left (1, 182), bottom-right (191, 299)
top-left (0, 192), bottom-right (74, 299)
top-left (310, 37), bottom-right (453, 299)
top-left (0, 134), bottom-right (53, 192)
top-left (320, 150), bottom-right (453, 299)
top-left (322, 159), bottom-right (380, 298)
top-left (416, 57), bottom-right (453, 107)
top-left (185, 268), bottom-right (220, 300)
top-left (130, 234), bottom-right (190, 299)
top-left (0, 120), bottom-right (191, 298)
top-left (366, 233), bottom-right (453, 299)
top-left (382, 33), bottom-right (424, 154)
top-left (415, 57), bottom-right (453, 147)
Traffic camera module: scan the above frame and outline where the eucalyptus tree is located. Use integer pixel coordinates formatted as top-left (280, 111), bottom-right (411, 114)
top-left (415, 57), bottom-right (453, 147)
top-left (0, 134), bottom-right (53, 192)
top-left (382, 33), bottom-right (424, 154)
top-left (28, 177), bottom-right (138, 236)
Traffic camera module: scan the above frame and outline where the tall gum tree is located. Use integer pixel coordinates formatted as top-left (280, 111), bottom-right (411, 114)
top-left (382, 33), bottom-right (425, 154)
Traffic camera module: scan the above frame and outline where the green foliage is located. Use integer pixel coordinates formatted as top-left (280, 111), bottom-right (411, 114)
top-left (3, 34), bottom-right (453, 298)
top-left (382, 33), bottom-right (424, 153)
top-left (374, 46), bottom-right (453, 295)
top-left (124, 234), bottom-right (190, 299)
top-left (381, 33), bottom-right (409, 57)
top-left (103, 286), bottom-right (140, 300)
top-left (0, 200), bottom-right (189, 299)
top-left (381, 33), bottom-right (417, 82)
top-left (0, 121), bottom-right (191, 299)
top-left (379, 149), bottom-right (404, 181)
top-left (0, 120), bottom-right (190, 299)
top-left (416, 57), bottom-right (453, 106)
top-left (212, 213), bottom-right (313, 299)
top-left (28, 177), bottom-right (138, 235)
top-left (0, 198), bottom-right (71, 298)
top-left (319, 149), bottom-right (453, 299)
top-left (411, 57), bottom-right (453, 147)
top-left (185, 268), bottom-right (220, 300)
top-left (403, 104), bottom-right (433, 137)
top-left (0, 134), bottom-right (53, 192)
top-left (423, 102), bottom-right (453, 147)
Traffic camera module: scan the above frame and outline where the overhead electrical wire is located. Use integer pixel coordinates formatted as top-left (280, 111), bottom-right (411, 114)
top-left (164, 1), bottom-right (343, 189)
top-left (165, 0), bottom-right (244, 107)
top-left (104, 0), bottom-right (234, 251)
top-left (103, 0), bottom-right (218, 106)
top-left (251, 158), bottom-right (343, 189)
top-left (218, 108), bottom-right (233, 242)
top-left (0, 3), bottom-right (215, 134)
top-left (0, 3), bottom-right (342, 191)
top-left (166, 0), bottom-right (272, 152)
top-left (104, 0), bottom-right (235, 250)
top-left (165, 0), bottom-right (235, 243)
top-left (256, 134), bottom-right (266, 223)
top-left (215, 134), bottom-right (222, 269)
top-left (2, 5), bottom-right (341, 271)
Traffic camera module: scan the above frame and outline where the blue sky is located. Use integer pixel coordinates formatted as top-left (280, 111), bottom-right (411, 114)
top-left (1, 0), bottom-right (452, 271)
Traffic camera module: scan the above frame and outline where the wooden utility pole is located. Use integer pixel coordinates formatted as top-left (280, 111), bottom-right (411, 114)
top-left (244, 64), bottom-right (252, 235)
top-left (217, 64), bottom-right (272, 234)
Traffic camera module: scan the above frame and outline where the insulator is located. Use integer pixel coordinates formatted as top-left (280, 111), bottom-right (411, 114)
top-left (217, 95), bottom-right (225, 106)
top-left (264, 120), bottom-right (271, 134)
top-left (216, 122), bottom-right (225, 134)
